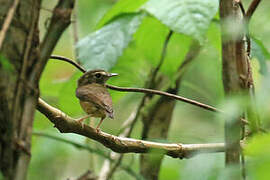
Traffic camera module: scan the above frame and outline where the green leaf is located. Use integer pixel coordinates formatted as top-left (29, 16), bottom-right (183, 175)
top-left (143, 0), bottom-right (219, 43)
top-left (76, 13), bottom-right (144, 71)
top-left (245, 134), bottom-right (270, 180)
top-left (245, 134), bottom-right (270, 157)
top-left (97, 0), bottom-right (148, 28)
top-left (0, 172), bottom-right (3, 180)
top-left (251, 37), bottom-right (270, 75)
top-left (0, 54), bottom-right (13, 72)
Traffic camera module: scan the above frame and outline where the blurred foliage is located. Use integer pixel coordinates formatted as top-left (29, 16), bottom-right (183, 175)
top-left (251, 37), bottom-right (270, 75)
top-left (32, 0), bottom-right (270, 180)
top-left (245, 134), bottom-right (270, 180)
top-left (0, 54), bottom-right (14, 72)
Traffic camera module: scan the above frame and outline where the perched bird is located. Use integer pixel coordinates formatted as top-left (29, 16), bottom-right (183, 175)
top-left (75, 69), bottom-right (118, 131)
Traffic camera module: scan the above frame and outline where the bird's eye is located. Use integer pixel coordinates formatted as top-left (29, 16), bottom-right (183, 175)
top-left (95, 73), bottom-right (101, 78)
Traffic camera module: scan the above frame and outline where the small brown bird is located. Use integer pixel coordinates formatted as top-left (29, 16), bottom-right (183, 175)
top-left (75, 69), bottom-right (118, 131)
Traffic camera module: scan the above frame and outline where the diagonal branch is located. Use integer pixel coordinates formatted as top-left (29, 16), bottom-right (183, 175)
top-left (244, 0), bottom-right (262, 57)
top-left (32, 0), bottom-right (74, 83)
top-left (246, 0), bottom-right (261, 21)
top-left (49, 55), bottom-right (254, 126)
top-left (149, 30), bottom-right (173, 86)
top-left (37, 98), bottom-right (225, 159)
top-left (0, 0), bottom-right (20, 50)
top-left (50, 55), bottom-right (85, 72)
top-left (49, 55), bottom-right (219, 112)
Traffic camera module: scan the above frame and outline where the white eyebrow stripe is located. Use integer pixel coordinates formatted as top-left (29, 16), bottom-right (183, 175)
top-left (99, 71), bottom-right (107, 75)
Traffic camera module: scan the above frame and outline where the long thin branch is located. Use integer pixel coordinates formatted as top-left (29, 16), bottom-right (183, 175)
top-left (244, 0), bottom-right (262, 57)
top-left (49, 55), bottom-right (253, 126)
top-left (71, 0), bottom-right (79, 57)
top-left (32, 0), bottom-right (74, 83)
top-left (49, 55), bottom-right (220, 112)
top-left (107, 85), bottom-right (221, 112)
top-left (246, 0), bottom-right (261, 21)
top-left (50, 55), bottom-right (85, 72)
top-left (37, 98), bottom-right (225, 159)
top-left (150, 30), bottom-right (173, 84)
top-left (0, 0), bottom-right (20, 50)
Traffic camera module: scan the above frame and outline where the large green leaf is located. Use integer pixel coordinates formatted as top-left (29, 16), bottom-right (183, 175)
top-left (97, 0), bottom-right (148, 28)
top-left (76, 13), bottom-right (144, 71)
top-left (245, 134), bottom-right (270, 180)
top-left (251, 37), bottom-right (270, 75)
top-left (108, 16), bottom-right (192, 102)
top-left (143, 0), bottom-right (219, 43)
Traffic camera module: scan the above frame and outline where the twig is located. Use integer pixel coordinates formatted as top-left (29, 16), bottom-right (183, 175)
top-left (49, 55), bottom-right (254, 126)
top-left (32, 131), bottom-right (141, 180)
top-left (107, 84), bottom-right (221, 112)
top-left (33, 0), bottom-right (74, 83)
top-left (72, 1), bottom-right (79, 57)
top-left (0, 0), bottom-right (20, 50)
top-left (49, 55), bottom-right (220, 113)
top-left (150, 30), bottom-right (173, 84)
top-left (117, 110), bottom-right (137, 135)
top-left (244, 0), bottom-right (262, 56)
top-left (47, 55), bottom-right (268, 132)
top-left (241, 149), bottom-right (246, 180)
top-left (246, 0), bottom-right (261, 21)
top-left (37, 98), bottom-right (225, 159)
top-left (76, 170), bottom-right (97, 180)
top-left (48, 55), bottom-right (220, 111)
top-left (236, 0), bottom-right (245, 16)
top-left (51, 55), bottom-right (86, 72)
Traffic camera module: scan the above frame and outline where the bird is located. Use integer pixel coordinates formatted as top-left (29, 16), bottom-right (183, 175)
top-left (75, 69), bottom-right (118, 131)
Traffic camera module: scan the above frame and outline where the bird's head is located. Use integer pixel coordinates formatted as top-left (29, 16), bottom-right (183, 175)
top-left (78, 69), bottom-right (118, 86)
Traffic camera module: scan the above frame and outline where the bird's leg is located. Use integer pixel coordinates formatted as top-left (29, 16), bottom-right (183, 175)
top-left (96, 117), bottom-right (105, 132)
top-left (77, 115), bottom-right (91, 128)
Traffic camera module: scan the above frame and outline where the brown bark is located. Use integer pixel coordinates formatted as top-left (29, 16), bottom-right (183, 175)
top-left (219, 0), bottom-right (250, 172)
top-left (37, 98), bottom-right (225, 158)
top-left (0, 0), bottom-right (74, 179)
top-left (140, 88), bottom-right (177, 180)
top-left (0, 0), bottom-right (41, 179)
top-left (139, 41), bottom-right (201, 180)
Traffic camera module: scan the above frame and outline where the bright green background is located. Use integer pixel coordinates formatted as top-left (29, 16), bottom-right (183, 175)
top-left (28, 0), bottom-right (270, 179)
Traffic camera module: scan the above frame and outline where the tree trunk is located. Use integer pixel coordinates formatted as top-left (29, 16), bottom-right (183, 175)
top-left (0, 0), bottom-right (41, 179)
top-left (140, 86), bottom-right (177, 180)
top-left (219, 0), bottom-right (250, 174)
top-left (140, 41), bottom-right (200, 180)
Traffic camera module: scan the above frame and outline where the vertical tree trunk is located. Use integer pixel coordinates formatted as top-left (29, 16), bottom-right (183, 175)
top-left (140, 87), bottom-right (177, 180)
top-left (1, 0), bottom-right (74, 178)
top-left (219, 0), bottom-right (250, 173)
top-left (140, 41), bottom-right (200, 180)
top-left (0, 0), bottom-right (41, 179)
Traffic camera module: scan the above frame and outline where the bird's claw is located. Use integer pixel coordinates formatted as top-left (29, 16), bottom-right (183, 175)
top-left (96, 128), bottom-right (101, 133)
top-left (76, 119), bottom-right (85, 129)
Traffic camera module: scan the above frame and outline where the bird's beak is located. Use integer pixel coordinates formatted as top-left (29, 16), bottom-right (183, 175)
top-left (108, 73), bottom-right (118, 77)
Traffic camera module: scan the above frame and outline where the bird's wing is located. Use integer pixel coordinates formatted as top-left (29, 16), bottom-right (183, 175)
top-left (76, 84), bottom-right (114, 119)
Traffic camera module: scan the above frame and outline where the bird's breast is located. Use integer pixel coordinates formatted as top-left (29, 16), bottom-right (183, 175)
top-left (79, 101), bottom-right (105, 118)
